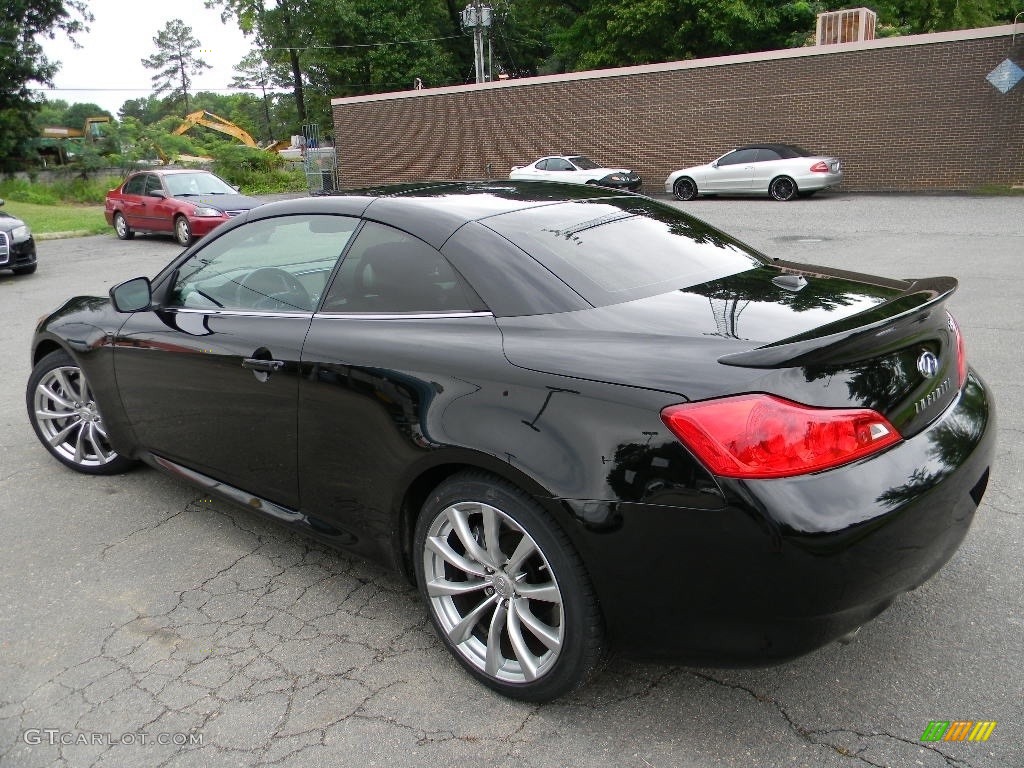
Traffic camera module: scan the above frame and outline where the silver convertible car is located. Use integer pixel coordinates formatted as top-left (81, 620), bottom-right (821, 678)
top-left (665, 144), bottom-right (842, 201)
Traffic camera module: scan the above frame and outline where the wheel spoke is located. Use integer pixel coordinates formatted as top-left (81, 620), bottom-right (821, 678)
top-left (55, 369), bottom-right (82, 403)
top-left (35, 407), bottom-right (73, 421)
top-left (506, 600), bottom-right (539, 681)
top-left (446, 504), bottom-right (497, 568)
top-left (485, 600), bottom-right (509, 676)
top-left (516, 581), bottom-right (561, 604)
top-left (426, 535), bottom-right (486, 577)
top-left (87, 424), bottom-right (114, 462)
top-left (426, 576), bottom-right (486, 597)
top-left (39, 382), bottom-right (75, 411)
top-left (48, 418), bottom-right (81, 448)
top-left (511, 598), bottom-right (561, 652)
top-left (73, 422), bottom-right (88, 463)
top-left (447, 593), bottom-right (498, 645)
top-left (505, 536), bottom-right (536, 576)
top-left (481, 504), bottom-right (504, 564)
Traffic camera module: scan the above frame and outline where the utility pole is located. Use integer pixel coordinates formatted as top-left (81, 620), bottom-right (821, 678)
top-left (461, 2), bottom-right (494, 84)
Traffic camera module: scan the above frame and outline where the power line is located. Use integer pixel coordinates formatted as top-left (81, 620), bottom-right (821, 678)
top-left (257, 35), bottom-right (462, 52)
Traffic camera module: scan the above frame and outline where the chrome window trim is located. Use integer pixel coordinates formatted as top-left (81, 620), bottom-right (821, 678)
top-left (163, 308), bottom-right (493, 321)
top-left (165, 307), bottom-right (313, 319)
top-left (312, 311), bottom-right (494, 321)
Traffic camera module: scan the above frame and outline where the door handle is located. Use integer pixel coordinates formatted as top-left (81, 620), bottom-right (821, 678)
top-left (242, 358), bottom-right (285, 372)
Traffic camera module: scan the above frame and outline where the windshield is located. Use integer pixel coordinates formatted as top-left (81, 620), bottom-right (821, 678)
top-left (164, 172), bottom-right (237, 197)
top-left (569, 156), bottom-right (600, 170)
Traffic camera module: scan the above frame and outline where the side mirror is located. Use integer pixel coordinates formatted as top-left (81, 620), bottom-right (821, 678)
top-left (0, 198), bottom-right (5, 207)
top-left (711, 161), bottom-right (719, 168)
top-left (110, 277), bottom-right (153, 313)
top-left (149, 190), bottom-right (167, 199)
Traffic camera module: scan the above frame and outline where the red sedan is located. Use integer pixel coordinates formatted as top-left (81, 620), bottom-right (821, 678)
top-left (104, 169), bottom-right (261, 246)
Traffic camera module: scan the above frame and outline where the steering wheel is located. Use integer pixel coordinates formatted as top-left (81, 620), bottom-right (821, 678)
top-left (236, 267), bottom-right (312, 311)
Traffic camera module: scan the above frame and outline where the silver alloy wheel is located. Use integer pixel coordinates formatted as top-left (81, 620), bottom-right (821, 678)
top-left (114, 213), bottom-right (128, 238)
top-left (423, 500), bottom-right (565, 684)
top-left (32, 365), bottom-right (119, 468)
top-left (175, 217), bottom-right (192, 246)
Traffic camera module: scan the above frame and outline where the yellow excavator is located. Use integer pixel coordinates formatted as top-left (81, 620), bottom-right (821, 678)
top-left (173, 110), bottom-right (259, 146)
top-left (172, 110), bottom-right (290, 152)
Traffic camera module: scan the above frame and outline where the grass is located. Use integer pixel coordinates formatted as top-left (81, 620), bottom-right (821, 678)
top-left (2, 200), bottom-right (108, 236)
top-left (969, 183), bottom-right (1024, 196)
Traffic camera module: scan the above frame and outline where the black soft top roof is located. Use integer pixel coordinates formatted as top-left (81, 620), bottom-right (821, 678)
top-left (247, 180), bottom-right (635, 249)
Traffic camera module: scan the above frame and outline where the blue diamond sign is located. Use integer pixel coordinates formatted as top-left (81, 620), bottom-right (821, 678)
top-left (986, 58), bottom-right (1024, 94)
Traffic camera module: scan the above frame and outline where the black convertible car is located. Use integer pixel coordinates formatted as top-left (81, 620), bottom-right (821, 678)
top-left (26, 182), bottom-right (994, 701)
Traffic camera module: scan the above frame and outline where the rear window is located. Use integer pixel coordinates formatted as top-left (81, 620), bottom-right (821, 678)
top-left (482, 198), bottom-right (764, 307)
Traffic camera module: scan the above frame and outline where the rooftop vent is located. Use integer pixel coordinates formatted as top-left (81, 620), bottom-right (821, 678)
top-left (816, 8), bottom-right (877, 45)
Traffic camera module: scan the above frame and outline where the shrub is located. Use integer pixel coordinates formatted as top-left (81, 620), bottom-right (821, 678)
top-left (0, 178), bottom-right (59, 205)
top-left (210, 144), bottom-right (307, 194)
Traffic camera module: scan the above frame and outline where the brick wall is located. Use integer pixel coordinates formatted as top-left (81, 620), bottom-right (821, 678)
top-left (332, 26), bottom-right (1023, 192)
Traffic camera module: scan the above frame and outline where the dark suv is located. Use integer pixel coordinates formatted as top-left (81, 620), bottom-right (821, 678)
top-left (0, 199), bottom-right (37, 275)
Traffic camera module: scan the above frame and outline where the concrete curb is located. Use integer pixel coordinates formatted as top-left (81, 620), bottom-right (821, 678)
top-left (35, 230), bottom-right (105, 241)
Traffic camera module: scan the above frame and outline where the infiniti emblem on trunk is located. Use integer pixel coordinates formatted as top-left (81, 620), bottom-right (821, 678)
top-left (917, 351), bottom-right (940, 378)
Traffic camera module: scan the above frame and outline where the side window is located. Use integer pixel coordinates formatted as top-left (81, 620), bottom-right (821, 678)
top-left (321, 221), bottom-right (478, 314)
top-left (755, 148), bottom-right (782, 162)
top-left (718, 149), bottom-right (758, 166)
top-left (122, 175), bottom-right (145, 195)
top-left (143, 175), bottom-right (164, 196)
top-left (551, 159), bottom-right (574, 171)
top-left (535, 159), bottom-right (549, 170)
top-left (166, 215), bottom-right (358, 312)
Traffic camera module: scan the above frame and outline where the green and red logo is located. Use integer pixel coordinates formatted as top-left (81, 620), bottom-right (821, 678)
top-left (921, 721), bottom-right (997, 742)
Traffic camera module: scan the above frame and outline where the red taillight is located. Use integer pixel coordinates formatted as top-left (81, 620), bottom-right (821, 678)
top-left (947, 312), bottom-right (967, 387)
top-left (661, 394), bottom-right (901, 479)
top-left (809, 161), bottom-right (829, 173)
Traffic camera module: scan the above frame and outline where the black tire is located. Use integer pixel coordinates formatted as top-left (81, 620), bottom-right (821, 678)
top-left (26, 349), bottom-right (136, 475)
top-left (174, 216), bottom-right (193, 246)
top-left (673, 177), bottom-right (698, 201)
top-left (414, 472), bottom-right (605, 701)
top-left (113, 212), bottom-right (134, 240)
top-left (12, 263), bottom-right (37, 275)
top-left (769, 176), bottom-right (798, 201)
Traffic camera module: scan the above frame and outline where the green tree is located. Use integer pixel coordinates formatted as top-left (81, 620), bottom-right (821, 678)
top-left (304, 0), bottom-right (458, 97)
top-left (207, 0), bottom-right (314, 124)
top-left (0, 1), bottom-right (91, 170)
top-left (874, 0), bottom-right (1020, 33)
top-left (64, 102), bottom-right (112, 128)
top-left (118, 95), bottom-right (176, 124)
top-left (520, 0), bottom-right (820, 71)
top-left (141, 19), bottom-right (212, 114)
top-left (230, 50), bottom-right (290, 141)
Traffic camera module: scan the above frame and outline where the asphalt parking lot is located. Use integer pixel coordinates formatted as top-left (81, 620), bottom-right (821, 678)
top-left (1, 193), bottom-right (1021, 768)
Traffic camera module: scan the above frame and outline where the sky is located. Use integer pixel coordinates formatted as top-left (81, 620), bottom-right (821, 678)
top-left (36, 0), bottom-right (256, 116)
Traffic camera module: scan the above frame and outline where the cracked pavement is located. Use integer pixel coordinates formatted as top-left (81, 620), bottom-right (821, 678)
top-left (1, 195), bottom-right (1021, 767)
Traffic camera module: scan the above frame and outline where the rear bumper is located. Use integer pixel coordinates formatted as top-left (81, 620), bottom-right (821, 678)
top-left (560, 371), bottom-right (994, 663)
top-left (795, 171), bottom-right (843, 192)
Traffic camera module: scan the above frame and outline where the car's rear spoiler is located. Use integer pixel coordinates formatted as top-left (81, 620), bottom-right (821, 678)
top-left (718, 275), bottom-right (958, 369)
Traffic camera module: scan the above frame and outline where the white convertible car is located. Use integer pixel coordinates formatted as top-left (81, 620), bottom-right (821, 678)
top-left (509, 155), bottom-right (642, 191)
top-left (665, 144), bottom-right (843, 201)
